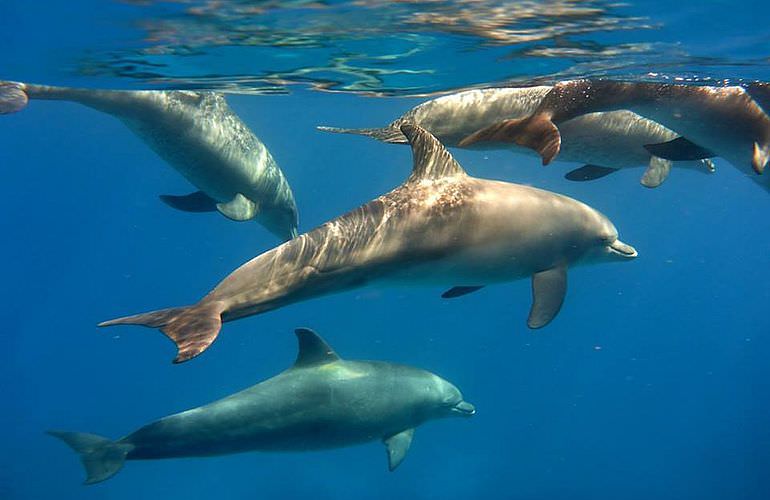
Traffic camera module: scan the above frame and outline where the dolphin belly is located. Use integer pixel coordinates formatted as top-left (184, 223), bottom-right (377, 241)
top-left (124, 419), bottom-right (383, 460)
top-left (377, 247), bottom-right (537, 286)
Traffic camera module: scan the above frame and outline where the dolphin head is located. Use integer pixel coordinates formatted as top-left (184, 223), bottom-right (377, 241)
top-left (579, 214), bottom-right (638, 264)
top-left (427, 375), bottom-right (476, 419)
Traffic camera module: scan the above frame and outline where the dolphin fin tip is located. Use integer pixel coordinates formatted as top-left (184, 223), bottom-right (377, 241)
top-left (0, 81), bottom-right (28, 114)
top-left (753, 142), bottom-right (769, 174)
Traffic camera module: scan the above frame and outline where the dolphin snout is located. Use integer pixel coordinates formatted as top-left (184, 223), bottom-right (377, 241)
top-left (608, 239), bottom-right (637, 258)
top-left (452, 401), bottom-right (476, 417)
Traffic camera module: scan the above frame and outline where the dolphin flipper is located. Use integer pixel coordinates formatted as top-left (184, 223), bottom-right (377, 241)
top-left (216, 193), bottom-right (258, 221)
top-left (564, 165), bottom-right (619, 182)
top-left (159, 191), bottom-right (218, 212)
top-left (640, 156), bottom-right (672, 188)
top-left (442, 286), bottom-right (485, 298)
top-left (527, 265), bottom-right (567, 329)
top-left (383, 428), bottom-right (415, 471)
top-left (753, 142), bottom-right (770, 174)
top-left (47, 431), bottom-right (133, 485)
top-left (643, 137), bottom-right (716, 161)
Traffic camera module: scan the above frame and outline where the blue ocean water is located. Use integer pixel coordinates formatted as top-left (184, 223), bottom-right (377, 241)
top-left (1, 1), bottom-right (769, 499)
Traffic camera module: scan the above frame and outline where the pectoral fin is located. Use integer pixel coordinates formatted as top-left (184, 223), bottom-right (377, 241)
top-left (442, 286), bottom-right (485, 298)
top-left (643, 137), bottom-right (715, 161)
top-left (640, 156), bottom-right (672, 188)
top-left (216, 193), bottom-right (258, 221)
top-left (159, 191), bottom-right (218, 212)
top-left (527, 265), bottom-right (567, 329)
top-left (564, 165), bottom-right (619, 182)
top-left (383, 428), bottom-right (415, 471)
top-left (753, 142), bottom-right (769, 174)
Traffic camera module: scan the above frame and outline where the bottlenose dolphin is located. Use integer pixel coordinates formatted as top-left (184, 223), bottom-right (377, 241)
top-left (0, 81), bottom-right (298, 240)
top-left (319, 86), bottom-right (714, 188)
top-left (458, 79), bottom-right (770, 177)
top-left (99, 124), bottom-right (637, 363)
top-left (50, 328), bottom-right (475, 484)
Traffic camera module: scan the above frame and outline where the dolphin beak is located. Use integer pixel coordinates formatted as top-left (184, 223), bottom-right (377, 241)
top-left (452, 401), bottom-right (476, 417)
top-left (608, 239), bottom-right (637, 258)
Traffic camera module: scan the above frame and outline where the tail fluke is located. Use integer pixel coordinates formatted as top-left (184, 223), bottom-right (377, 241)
top-left (48, 431), bottom-right (133, 485)
top-left (458, 115), bottom-right (562, 165)
top-left (98, 301), bottom-right (226, 363)
top-left (316, 125), bottom-right (408, 144)
top-left (0, 81), bottom-right (28, 114)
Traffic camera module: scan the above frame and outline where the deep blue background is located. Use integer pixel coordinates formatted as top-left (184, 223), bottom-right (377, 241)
top-left (1, 1), bottom-right (769, 499)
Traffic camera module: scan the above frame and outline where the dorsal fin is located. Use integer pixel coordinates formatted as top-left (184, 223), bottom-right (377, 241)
top-left (293, 328), bottom-right (340, 367)
top-left (400, 123), bottom-right (466, 181)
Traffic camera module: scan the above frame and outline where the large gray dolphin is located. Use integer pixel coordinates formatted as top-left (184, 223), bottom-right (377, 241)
top-left (319, 86), bottom-right (714, 188)
top-left (0, 81), bottom-right (298, 240)
top-left (99, 123), bottom-right (637, 363)
top-left (49, 328), bottom-right (475, 484)
top-left (458, 79), bottom-right (770, 178)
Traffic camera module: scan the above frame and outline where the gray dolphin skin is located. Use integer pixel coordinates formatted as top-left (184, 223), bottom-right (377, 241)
top-left (0, 81), bottom-right (298, 240)
top-left (49, 328), bottom-right (475, 484)
top-left (458, 79), bottom-right (770, 179)
top-left (319, 86), bottom-right (714, 188)
top-left (99, 123), bottom-right (637, 363)
top-left (748, 82), bottom-right (770, 114)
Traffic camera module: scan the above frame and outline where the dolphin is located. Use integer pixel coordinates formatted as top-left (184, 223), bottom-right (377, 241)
top-left (458, 79), bottom-right (770, 178)
top-left (0, 81), bottom-right (298, 240)
top-left (49, 327), bottom-right (475, 484)
top-left (319, 86), bottom-right (714, 188)
top-left (99, 123), bottom-right (637, 363)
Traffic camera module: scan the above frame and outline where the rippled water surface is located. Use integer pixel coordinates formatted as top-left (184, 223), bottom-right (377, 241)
top-left (5, 0), bottom-right (770, 93)
top-left (1, 1), bottom-right (769, 500)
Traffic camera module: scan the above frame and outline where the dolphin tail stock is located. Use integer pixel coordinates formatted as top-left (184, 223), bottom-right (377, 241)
top-left (458, 115), bottom-right (562, 165)
top-left (0, 80), bottom-right (119, 113)
top-left (98, 300), bottom-right (226, 363)
top-left (316, 125), bottom-right (408, 144)
top-left (47, 430), bottom-right (133, 485)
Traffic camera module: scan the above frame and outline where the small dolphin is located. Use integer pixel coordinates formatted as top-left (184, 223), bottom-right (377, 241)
top-left (49, 328), bottom-right (475, 484)
top-left (100, 124), bottom-right (637, 363)
top-left (0, 81), bottom-right (298, 240)
top-left (458, 79), bottom-right (770, 177)
top-left (319, 86), bottom-right (714, 188)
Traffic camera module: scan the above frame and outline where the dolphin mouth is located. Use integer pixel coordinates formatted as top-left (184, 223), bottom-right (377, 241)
top-left (608, 239), bottom-right (638, 258)
top-left (452, 401), bottom-right (476, 416)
